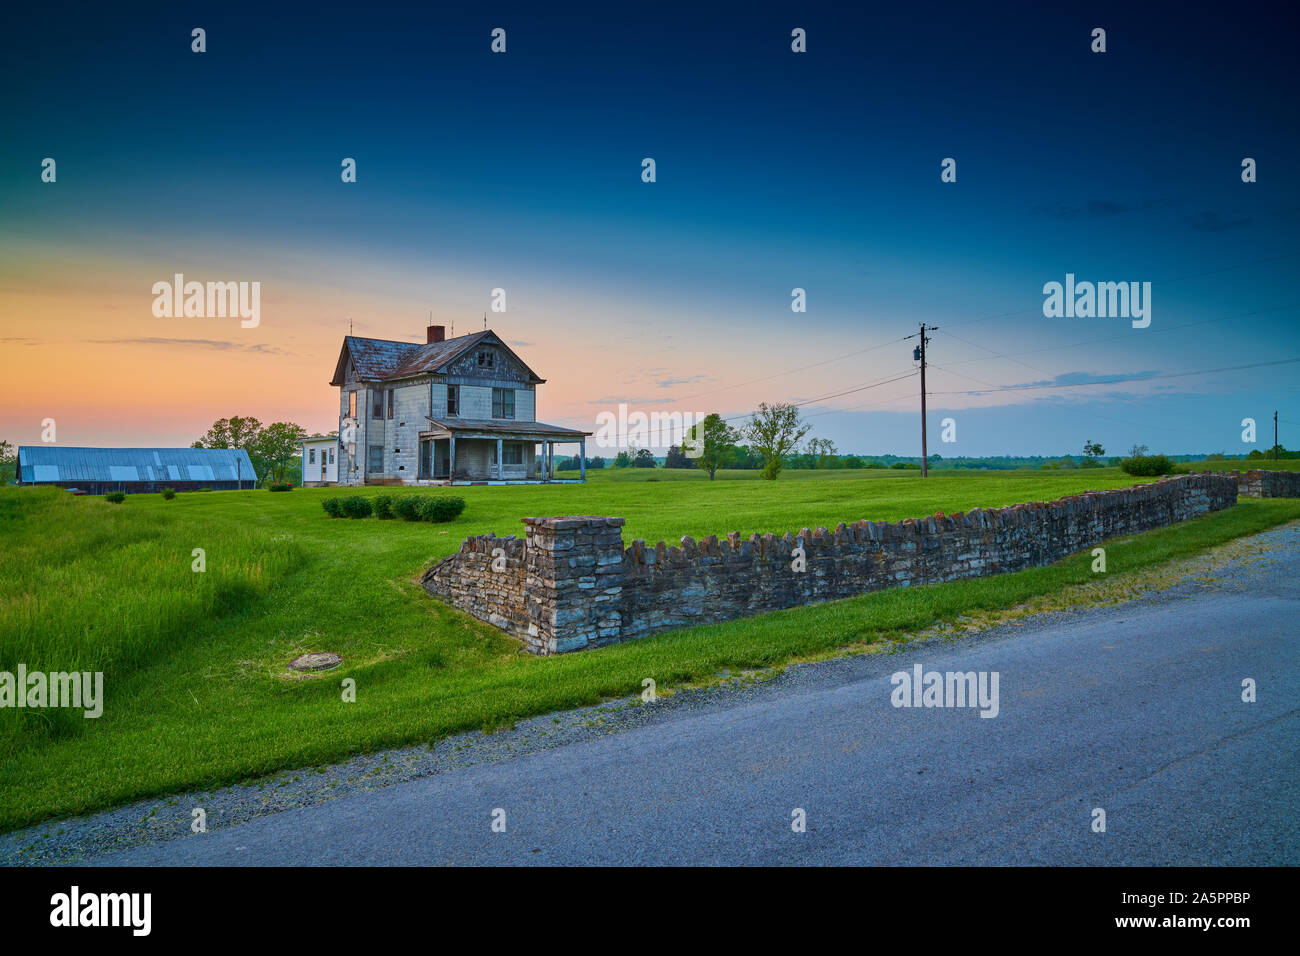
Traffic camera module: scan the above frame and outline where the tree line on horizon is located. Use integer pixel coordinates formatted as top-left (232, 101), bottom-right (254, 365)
top-left (558, 404), bottom-right (1300, 481)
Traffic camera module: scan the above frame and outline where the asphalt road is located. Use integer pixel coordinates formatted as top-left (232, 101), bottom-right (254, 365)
top-left (91, 526), bottom-right (1299, 866)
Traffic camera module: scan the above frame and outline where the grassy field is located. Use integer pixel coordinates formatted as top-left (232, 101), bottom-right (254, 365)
top-left (3, 466), bottom-right (1298, 832)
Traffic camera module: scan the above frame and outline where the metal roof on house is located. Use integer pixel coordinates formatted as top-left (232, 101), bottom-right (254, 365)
top-left (17, 446), bottom-right (257, 484)
top-left (423, 418), bottom-right (591, 438)
top-left (330, 330), bottom-right (544, 385)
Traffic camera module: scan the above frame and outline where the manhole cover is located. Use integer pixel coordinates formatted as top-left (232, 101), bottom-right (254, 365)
top-left (288, 652), bottom-right (342, 672)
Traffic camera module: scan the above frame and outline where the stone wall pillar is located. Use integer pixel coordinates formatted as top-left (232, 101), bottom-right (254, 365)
top-left (522, 516), bottom-right (626, 654)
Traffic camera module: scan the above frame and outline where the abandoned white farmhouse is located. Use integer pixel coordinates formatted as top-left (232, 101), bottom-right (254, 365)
top-left (331, 325), bottom-right (590, 485)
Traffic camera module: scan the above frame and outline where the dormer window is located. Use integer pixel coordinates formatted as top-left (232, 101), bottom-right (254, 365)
top-left (476, 351), bottom-right (494, 369)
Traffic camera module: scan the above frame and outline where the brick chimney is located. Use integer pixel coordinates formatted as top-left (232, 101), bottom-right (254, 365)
top-left (427, 324), bottom-right (445, 344)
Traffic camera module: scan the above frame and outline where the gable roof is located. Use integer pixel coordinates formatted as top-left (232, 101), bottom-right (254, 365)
top-left (18, 446), bottom-right (256, 484)
top-left (330, 330), bottom-right (544, 386)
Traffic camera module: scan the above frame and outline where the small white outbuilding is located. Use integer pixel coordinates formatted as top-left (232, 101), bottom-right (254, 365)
top-left (301, 436), bottom-right (339, 486)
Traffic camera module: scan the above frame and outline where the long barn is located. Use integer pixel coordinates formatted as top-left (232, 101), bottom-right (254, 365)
top-left (16, 446), bottom-right (257, 494)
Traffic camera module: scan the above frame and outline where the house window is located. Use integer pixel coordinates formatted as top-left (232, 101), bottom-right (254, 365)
top-left (477, 351), bottom-right (494, 369)
top-left (309, 448), bottom-right (316, 464)
top-left (387, 389), bottom-right (395, 419)
top-left (492, 388), bottom-right (515, 419)
top-left (372, 390), bottom-right (384, 419)
top-left (447, 385), bottom-right (459, 416)
top-left (368, 445), bottom-right (384, 473)
top-left (503, 443), bottom-right (523, 466)
top-left (348, 391), bottom-right (357, 418)
top-left (328, 448), bottom-right (335, 464)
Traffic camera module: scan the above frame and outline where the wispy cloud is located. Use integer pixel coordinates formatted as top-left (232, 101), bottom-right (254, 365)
top-left (88, 338), bottom-right (288, 355)
top-left (1021, 370), bottom-right (1161, 388)
top-left (583, 395), bottom-right (660, 406)
top-left (1184, 211), bottom-right (1251, 232)
top-left (1086, 199), bottom-right (1127, 216)
top-left (655, 374), bottom-right (713, 388)
top-left (1032, 197), bottom-right (1182, 219)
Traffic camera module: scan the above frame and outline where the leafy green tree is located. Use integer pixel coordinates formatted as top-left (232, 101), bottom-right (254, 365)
top-left (683, 413), bottom-right (739, 480)
top-left (721, 443), bottom-right (762, 470)
top-left (806, 437), bottom-right (839, 469)
top-left (633, 448), bottom-right (657, 468)
top-left (251, 422), bottom-right (309, 483)
top-left (746, 402), bottom-right (810, 480)
top-left (0, 440), bottom-right (15, 481)
top-left (194, 416), bottom-right (309, 483)
top-left (663, 445), bottom-right (692, 469)
top-left (193, 416), bottom-right (263, 452)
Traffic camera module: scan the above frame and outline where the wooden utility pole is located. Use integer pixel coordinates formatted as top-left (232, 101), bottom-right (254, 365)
top-left (917, 323), bottom-right (934, 477)
top-left (1275, 410), bottom-right (1279, 461)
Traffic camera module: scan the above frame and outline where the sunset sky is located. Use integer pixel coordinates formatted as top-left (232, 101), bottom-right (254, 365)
top-left (3, 1), bottom-right (1297, 456)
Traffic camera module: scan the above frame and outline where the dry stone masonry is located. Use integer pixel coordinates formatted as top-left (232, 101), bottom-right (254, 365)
top-left (1228, 468), bottom-right (1300, 498)
top-left (422, 471), bottom-right (1294, 655)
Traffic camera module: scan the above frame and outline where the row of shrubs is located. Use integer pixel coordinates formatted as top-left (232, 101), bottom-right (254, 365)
top-left (106, 489), bottom-right (182, 503)
top-left (322, 494), bottom-right (466, 523)
top-left (103, 486), bottom-right (223, 503)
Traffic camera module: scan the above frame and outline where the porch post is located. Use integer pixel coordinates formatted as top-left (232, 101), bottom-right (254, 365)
top-left (546, 442), bottom-right (552, 480)
top-left (496, 438), bottom-right (503, 480)
top-left (449, 434), bottom-right (456, 483)
top-left (579, 439), bottom-right (586, 481)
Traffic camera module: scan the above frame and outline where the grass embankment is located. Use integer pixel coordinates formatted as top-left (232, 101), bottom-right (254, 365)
top-left (2, 467), bottom-right (1296, 832)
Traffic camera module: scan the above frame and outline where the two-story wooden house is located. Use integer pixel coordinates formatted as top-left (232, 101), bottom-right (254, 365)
top-left (330, 325), bottom-right (590, 485)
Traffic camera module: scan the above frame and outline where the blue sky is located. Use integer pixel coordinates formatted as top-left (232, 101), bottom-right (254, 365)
top-left (2, 0), bottom-right (1297, 455)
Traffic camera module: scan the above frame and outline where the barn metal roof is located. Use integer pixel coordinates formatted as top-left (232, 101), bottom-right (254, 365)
top-left (17, 446), bottom-right (257, 484)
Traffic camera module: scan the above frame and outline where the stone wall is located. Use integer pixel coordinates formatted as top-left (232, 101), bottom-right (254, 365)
top-left (423, 516), bottom-right (625, 654)
top-left (1225, 468), bottom-right (1300, 498)
top-left (420, 472), bottom-right (1286, 655)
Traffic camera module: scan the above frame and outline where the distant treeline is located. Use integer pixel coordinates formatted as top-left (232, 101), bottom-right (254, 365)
top-left (610, 447), bottom-right (1300, 472)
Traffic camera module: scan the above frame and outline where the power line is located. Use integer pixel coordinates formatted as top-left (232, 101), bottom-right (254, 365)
top-left (657, 254), bottom-right (1299, 415)
top-left (669, 334), bottom-right (913, 405)
top-left (716, 369), bottom-right (919, 425)
top-left (926, 362), bottom-right (1217, 442)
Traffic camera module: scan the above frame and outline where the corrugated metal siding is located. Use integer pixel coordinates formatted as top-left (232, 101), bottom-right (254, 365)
top-left (17, 447), bottom-right (257, 483)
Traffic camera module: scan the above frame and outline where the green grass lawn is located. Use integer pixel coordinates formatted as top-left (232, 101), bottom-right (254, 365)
top-left (2, 467), bottom-right (1297, 832)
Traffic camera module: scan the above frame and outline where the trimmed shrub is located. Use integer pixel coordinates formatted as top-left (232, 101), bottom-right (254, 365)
top-left (373, 494), bottom-right (395, 519)
top-left (421, 496), bottom-right (467, 523)
top-left (161, 487), bottom-right (176, 500)
top-left (340, 495), bottom-right (372, 518)
top-left (1120, 455), bottom-right (1174, 477)
top-left (105, 492), bottom-right (126, 503)
top-left (394, 495), bottom-right (424, 521)
top-left (195, 487), bottom-right (213, 492)
top-left (321, 498), bottom-right (344, 518)
top-left (269, 482), bottom-right (292, 492)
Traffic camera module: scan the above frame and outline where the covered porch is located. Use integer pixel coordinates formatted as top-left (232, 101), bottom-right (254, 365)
top-left (417, 418), bottom-right (592, 484)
